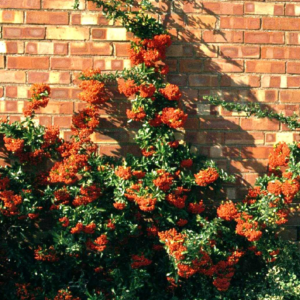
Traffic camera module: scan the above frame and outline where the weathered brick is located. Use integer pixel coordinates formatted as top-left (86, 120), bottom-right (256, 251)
top-left (261, 46), bottom-right (300, 59)
top-left (46, 27), bottom-right (89, 40)
top-left (245, 3), bottom-right (284, 15)
top-left (70, 42), bottom-right (112, 55)
top-left (204, 59), bottom-right (244, 73)
top-left (0, 41), bottom-right (23, 53)
top-left (287, 33), bottom-right (300, 45)
top-left (43, 0), bottom-right (85, 10)
top-left (0, 10), bottom-right (23, 23)
top-left (3, 26), bottom-right (45, 39)
top-left (0, 70), bottom-right (25, 83)
top-left (0, 0), bottom-right (40, 9)
top-left (6, 85), bottom-right (29, 98)
top-left (220, 17), bottom-right (260, 30)
top-left (189, 75), bottom-right (218, 87)
top-left (244, 32), bottom-right (284, 44)
top-left (28, 71), bottom-right (70, 84)
top-left (221, 75), bottom-right (261, 88)
top-left (220, 45), bottom-right (260, 58)
top-left (25, 42), bottom-right (68, 55)
top-left (50, 87), bottom-right (80, 100)
top-left (230, 160), bottom-right (268, 173)
top-left (71, 12), bottom-right (110, 25)
top-left (246, 61), bottom-right (285, 74)
top-left (287, 62), bottom-right (300, 74)
top-left (263, 17), bottom-right (300, 31)
top-left (186, 15), bottom-right (217, 28)
top-left (0, 100), bottom-right (24, 113)
top-left (114, 43), bottom-right (130, 57)
top-left (53, 116), bottom-right (72, 128)
top-left (225, 132), bottom-right (264, 145)
top-left (240, 118), bottom-right (280, 131)
top-left (202, 31), bottom-right (243, 43)
top-left (36, 101), bottom-right (73, 114)
top-left (51, 57), bottom-right (93, 70)
top-left (7, 56), bottom-right (49, 70)
top-left (92, 28), bottom-right (128, 40)
top-left (26, 11), bottom-right (68, 25)
top-left (280, 90), bottom-right (300, 103)
top-left (286, 4), bottom-right (300, 16)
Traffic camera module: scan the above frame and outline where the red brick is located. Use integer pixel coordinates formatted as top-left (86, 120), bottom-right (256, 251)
top-left (186, 15), bottom-right (217, 28)
top-left (0, 0), bottom-right (40, 9)
top-left (87, 2), bottom-right (102, 11)
top-left (51, 57), bottom-right (92, 70)
top-left (286, 4), bottom-right (300, 16)
top-left (203, 2), bottom-right (243, 15)
top-left (43, 0), bottom-right (85, 10)
top-left (220, 45), bottom-right (260, 58)
top-left (261, 46), bottom-right (300, 59)
top-left (246, 61), bottom-right (285, 74)
top-left (280, 91), bottom-right (300, 103)
top-left (47, 26), bottom-right (89, 40)
top-left (25, 42), bottom-right (68, 55)
top-left (244, 32), bottom-right (284, 44)
top-left (179, 59), bottom-right (202, 73)
top-left (220, 75), bottom-right (261, 88)
top-left (0, 41), bottom-right (24, 54)
top-left (200, 117), bottom-right (240, 130)
top-left (7, 56), bottom-right (49, 70)
top-left (238, 173), bottom-right (260, 187)
top-left (37, 116), bottom-right (52, 126)
top-left (166, 74), bottom-right (188, 87)
top-left (250, 90), bottom-right (278, 103)
top-left (0, 11), bottom-right (23, 23)
top-left (263, 17), bottom-right (300, 31)
top-left (189, 75), bottom-right (218, 87)
top-left (50, 88), bottom-right (80, 100)
top-left (28, 71), bottom-right (70, 84)
top-left (71, 13), bottom-right (109, 25)
top-left (178, 29), bottom-right (202, 43)
top-left (202, 31), bottom-right (243, 43)
top-left (225, 132), bottom-right (264, 145)
top-left (0, 70), bottom-right (25, 83)
top-left (26, 11), bottom-right (69, 25)
top-left (245, 3), bottom-right (284, 16)
top-left (220, 17), bottom-right (260, 29)
top-left (36, 101), bottom-right (73, 114)
top-left (70, 42), bottom-right (112, 55)
top-left (204, 59), bottom-right (244, 73)
top-left (287, 33), bottom-right (300, 45)
top-left (3, 26), bottom-right (45, 39)
top-left (287, 62), bottom-right (300, 74)
top-left (241, 147), bottom-right (272, 159)
top-left (240, 118), bottom-right (280, 131)
top-left (161, 13), bottom-right (186, 28)
top-left (287, 77), bottom-right (300, 88)
top-left (114, 43), bottom-right (130, 57)
top-left (230, 160), bottom-right (268, 173)
top-left (53, 116), bottom-right (72, 128)
top-left (0, 87), bottom-right (3, 98)
top-left (0, 56), bottom-right (4, 69)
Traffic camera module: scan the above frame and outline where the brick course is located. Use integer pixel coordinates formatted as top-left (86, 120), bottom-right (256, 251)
top-left (0, 0), bottom-right (300, 202)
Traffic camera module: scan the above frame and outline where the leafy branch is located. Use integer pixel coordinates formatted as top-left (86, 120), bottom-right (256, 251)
top-left (206, 96), bottom-right (300, 131)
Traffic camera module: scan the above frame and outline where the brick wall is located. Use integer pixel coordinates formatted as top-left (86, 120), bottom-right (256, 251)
top-left (0, 0), bottom-right (300, 207)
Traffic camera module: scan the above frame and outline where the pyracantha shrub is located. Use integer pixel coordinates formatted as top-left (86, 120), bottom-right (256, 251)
top-left (1, 1), bottom-right (300, 300)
